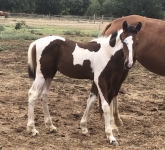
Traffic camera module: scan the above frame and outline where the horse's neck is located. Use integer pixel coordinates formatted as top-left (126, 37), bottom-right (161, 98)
top-left (114, 37), bottom-right (123, 51)
top-left (105, 35), bottom-right (123, 55)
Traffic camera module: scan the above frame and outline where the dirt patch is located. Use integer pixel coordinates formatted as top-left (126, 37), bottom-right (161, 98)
top-left (0, 41), bottom-right (165, 150)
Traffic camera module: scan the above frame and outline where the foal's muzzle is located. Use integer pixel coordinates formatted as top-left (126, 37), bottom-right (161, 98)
top-left (124, 61), bottom-right (133, 69)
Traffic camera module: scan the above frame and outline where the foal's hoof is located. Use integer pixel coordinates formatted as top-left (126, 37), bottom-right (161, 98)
top-left (82, 128), bottom-right (90, 136)
top-left (112, 129), bottom-right (120, 136)
top-left (27, 126), bottom-right (39, 136)
top-left (30, 129), bottom-right (39, 136)
top-left (80, 123), bottom-right (89, 136)
top-left (82, 132), bottom-right (90, 137)
top-left (115, 118), bottom-right (123, 127)
top-left (111, 140), bottom-right (119, 146)
top-left (32, 131), bottom-right (39, 136)
top-left (49, 125), bottom-right (57, 133)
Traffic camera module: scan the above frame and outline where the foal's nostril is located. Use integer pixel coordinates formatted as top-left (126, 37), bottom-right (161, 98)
top-left (124, 61), bottom-right (131, 69)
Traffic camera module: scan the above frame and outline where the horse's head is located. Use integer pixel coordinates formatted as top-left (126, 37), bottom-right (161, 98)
top-left (120, 21), bottom-right (142, 69)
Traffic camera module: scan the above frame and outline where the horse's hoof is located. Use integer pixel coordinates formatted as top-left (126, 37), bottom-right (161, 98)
top-left (112, 129), bottom-right (120, 136)
top-left (31, 129), bottom-right (39, 136)
top-left (49, 125), bottom-right (57, 133)
top-left (81, 126), bottom-right (89, 136)
top-left (115, 118), bottom-right (123, 127)
top-left (27, 126), bottom-right (39, 136)
top-left (82, 132), bottom-right (90, 137)
top-left (111, 140), bottom-right (119, 146)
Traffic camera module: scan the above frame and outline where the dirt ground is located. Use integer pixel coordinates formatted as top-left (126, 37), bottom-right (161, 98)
top-left (0, 37), bottom-right (165, 149)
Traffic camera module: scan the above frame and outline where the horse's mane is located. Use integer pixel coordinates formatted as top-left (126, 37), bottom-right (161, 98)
top-left (92, 29), bottom-right (123, 44)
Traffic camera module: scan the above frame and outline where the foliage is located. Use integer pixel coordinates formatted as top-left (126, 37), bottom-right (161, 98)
top-left (0, 25), bottom-right (5, 33)
top-left (85, 0), bottom-right (101, 16)
top-left (102, 0), bottom-right (164, 19)
top-left (63, 30), bottom-right (85, 36)
top-left (30, 30), bottom-right (43, 35)
top-left (15, 21), bottom-right (26, 30)
top-left (132, 0), bottom-right (164, 19)
top-left (0, 0), bottom-right (165, 19)
top-left (0, 30), bottom-right (41, 40)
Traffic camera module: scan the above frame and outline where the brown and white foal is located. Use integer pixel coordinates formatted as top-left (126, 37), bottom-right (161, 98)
top-left (27, 21), bottom-right (141, 146)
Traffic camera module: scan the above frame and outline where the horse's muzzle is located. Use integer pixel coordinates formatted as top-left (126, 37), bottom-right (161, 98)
top-left (124, 61), bottom-right (133, 69)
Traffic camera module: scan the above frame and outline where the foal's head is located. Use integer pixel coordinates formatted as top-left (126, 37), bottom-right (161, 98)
top-left (120, 21), bottom-right (142, 69)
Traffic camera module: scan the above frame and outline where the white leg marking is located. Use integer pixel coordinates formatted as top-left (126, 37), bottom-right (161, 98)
top-left (80, 93), bottom-right (96, 135)
top-left (40, 78), bottom-right (57, 132)
top-left (113, 96), bottom-right (123, 126)
top-left (94, 78), bottom-right (118, 145)
top-left (110, 100), bottom-right (118, 131)
top-left (27, 76), bottom-right (45, 136)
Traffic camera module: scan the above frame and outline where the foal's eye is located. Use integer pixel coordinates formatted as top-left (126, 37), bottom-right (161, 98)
top-left (135, 42), bottom-right (138, 45)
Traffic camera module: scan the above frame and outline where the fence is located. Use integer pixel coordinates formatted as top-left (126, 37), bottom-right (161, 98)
top-left (9, 13), bottom-right (115, 23)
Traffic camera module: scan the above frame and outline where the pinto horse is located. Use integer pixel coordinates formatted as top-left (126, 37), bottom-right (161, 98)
top-left (27, 21), bottom-right (141, 146)
top-left (0, 11), bottom-right (9, 19)
top-left (101, 15), bottom-right (165, 129)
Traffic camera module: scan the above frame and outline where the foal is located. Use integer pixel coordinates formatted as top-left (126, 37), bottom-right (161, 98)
top-left (27, 21), bottom-right (141, 146)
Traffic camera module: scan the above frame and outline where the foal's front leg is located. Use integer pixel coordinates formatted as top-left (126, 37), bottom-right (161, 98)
top-left (94, 77), bottom-right (118, 146)
top-left (40, 78), bottom-right (57, 132)
top-left (80, 82), bottom-right (98, 135)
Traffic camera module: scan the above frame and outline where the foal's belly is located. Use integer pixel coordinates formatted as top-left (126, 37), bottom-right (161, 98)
top-left (57, 60), bottom-right (94, 80)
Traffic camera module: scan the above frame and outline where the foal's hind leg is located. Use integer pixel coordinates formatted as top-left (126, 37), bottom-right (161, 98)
top-left (40, 78), bottom-right (57, 132)
top-left (80, 82), bottom-right (98, 135)
top-left (27, 76), bottom-right (45, 136)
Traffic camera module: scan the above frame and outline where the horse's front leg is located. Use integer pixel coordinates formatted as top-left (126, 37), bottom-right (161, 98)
top-left (80, 81), bottom-right (98, 135)
top-left (94, 77), bottom-right (119, 146)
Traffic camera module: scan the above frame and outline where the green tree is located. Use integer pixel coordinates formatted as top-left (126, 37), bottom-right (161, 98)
top-left (102, 0), bottom-right (163, 19)
top-left (68, 0), bottom-right (91, 15)
top-left (0, 0), bottom-right (36, 13)
top-left (85, 0), bottom-right (101, 16)
top-left (132, 0), bottom-right (163, 19)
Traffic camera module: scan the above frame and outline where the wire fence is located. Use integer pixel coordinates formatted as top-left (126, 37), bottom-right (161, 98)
top-left (9, 13), bottom-right (115, 23)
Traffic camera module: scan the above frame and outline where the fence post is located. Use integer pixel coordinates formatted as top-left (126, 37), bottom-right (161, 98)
top-left (77, 15), bottom-right (79, 22)
top-left (49, 12), bottom-right (51, 20)
top-left (101, 15), bottom-right (104, 24)
top-left (94, 14), bottom-right (95, 23)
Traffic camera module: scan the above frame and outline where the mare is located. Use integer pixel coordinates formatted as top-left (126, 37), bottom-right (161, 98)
top-left (0, 11), bottom-right (9, 19)
top-left (27, 21), bottom-right (141, 146)
top-left (101, 15), bottom-right (165, 129)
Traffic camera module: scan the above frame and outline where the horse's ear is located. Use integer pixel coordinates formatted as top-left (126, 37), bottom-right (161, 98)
top-left (136, 22), bottom-right (142, 32)
top-left (122, 21), bottom-right (128, 32)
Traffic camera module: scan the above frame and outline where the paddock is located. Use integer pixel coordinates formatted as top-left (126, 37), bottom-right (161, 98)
top-left (0, 19), bottom-right (165, 149)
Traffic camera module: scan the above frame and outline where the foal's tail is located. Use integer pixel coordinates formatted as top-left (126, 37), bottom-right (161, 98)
top-left (28, 41), bottom-right (36, 79)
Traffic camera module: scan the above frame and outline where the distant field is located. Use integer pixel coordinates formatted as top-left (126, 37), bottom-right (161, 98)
top-left (0, 17), bottom-right (109, 42)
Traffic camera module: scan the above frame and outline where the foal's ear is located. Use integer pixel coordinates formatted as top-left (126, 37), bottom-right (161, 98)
top-left (122, 21), bottom-right (128, 32)
top-left (136, 22), bottom-right (142, 32)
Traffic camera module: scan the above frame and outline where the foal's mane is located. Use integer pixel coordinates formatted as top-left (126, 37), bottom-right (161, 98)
top-left (91, 29), bottom-right (123, 44)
